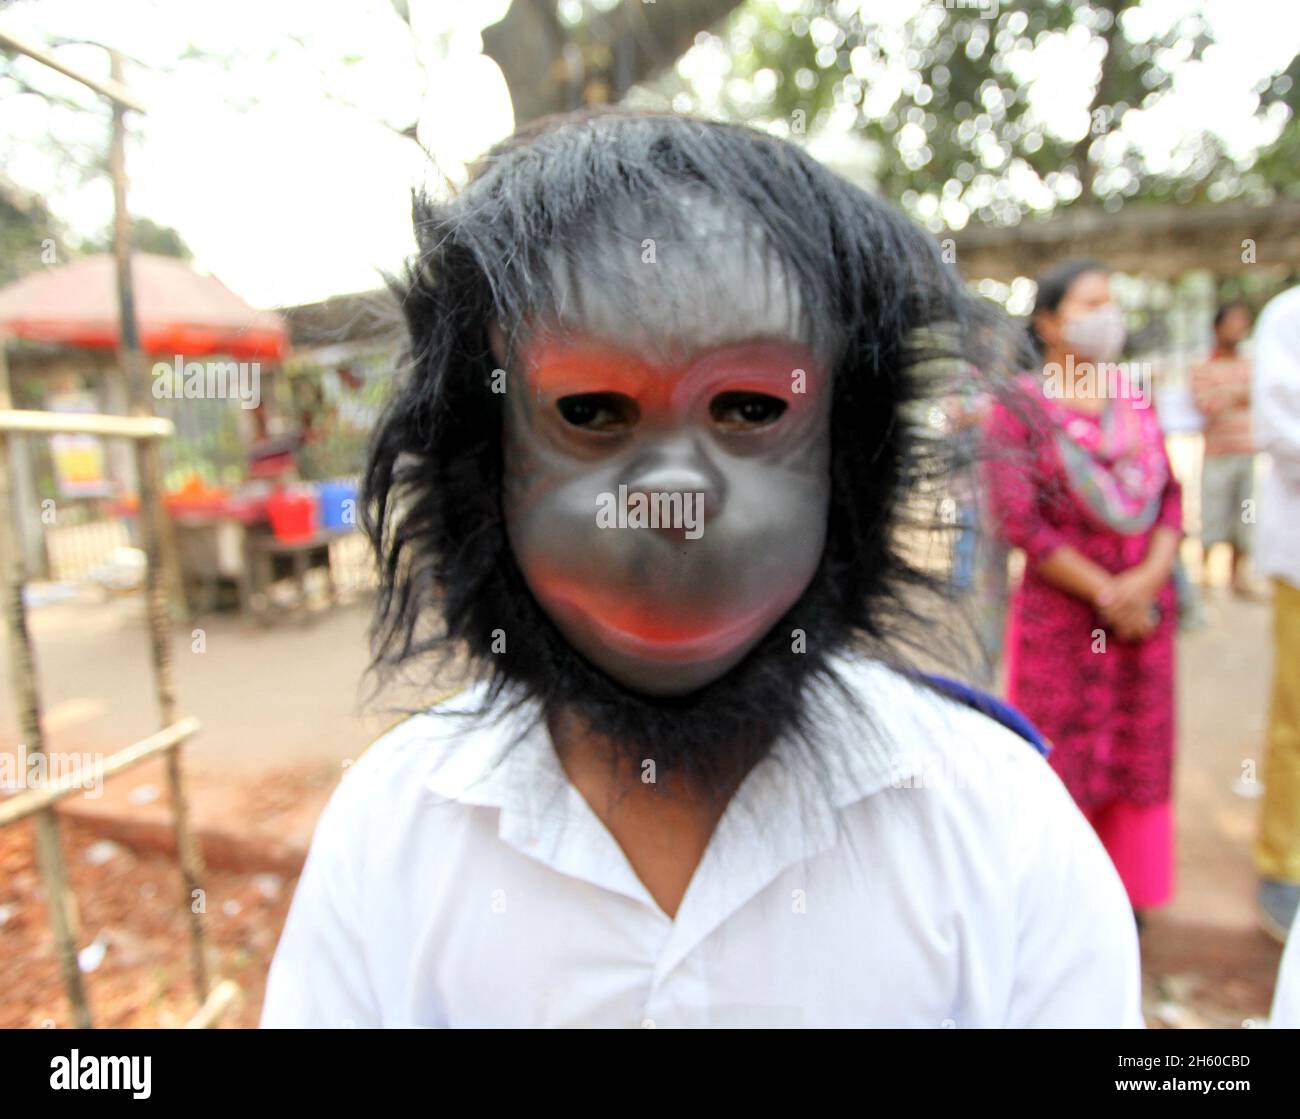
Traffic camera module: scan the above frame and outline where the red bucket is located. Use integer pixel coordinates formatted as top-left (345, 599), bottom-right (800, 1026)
top-left (267, 489), bottom-right (317, 542)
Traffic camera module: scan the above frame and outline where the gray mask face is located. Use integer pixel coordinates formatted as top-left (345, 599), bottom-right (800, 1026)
top-left (502, 331), bottom-right (832, 696)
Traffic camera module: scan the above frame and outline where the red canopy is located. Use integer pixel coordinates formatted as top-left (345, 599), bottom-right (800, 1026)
top-left (0, 253), bottom-right (288, 361)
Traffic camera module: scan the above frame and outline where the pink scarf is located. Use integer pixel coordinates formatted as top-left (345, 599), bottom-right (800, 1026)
top-left (1023, 374), bottom-right (1169, 535)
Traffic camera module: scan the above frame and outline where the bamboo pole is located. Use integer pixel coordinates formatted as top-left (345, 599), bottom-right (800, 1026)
top-left (0, 375), bottom-right (92, 1028)
top-left (0, 717), bottom-right (200, 828)
top-left (134, 437), bottom-right (211, 999)
top-left (110, 49), bottom-right (210, 1002)
top-left (0, 29), bottom-right (147, 112)
top-left (0, 341), bottom-right (52, 581)
top-left (182, 978), bottom-right (241, 1029)
top-left (0, 410), bottom-right (173, 439)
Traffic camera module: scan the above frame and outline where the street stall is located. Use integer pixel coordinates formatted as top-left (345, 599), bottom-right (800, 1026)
top-left (126, 440), bottom-right (361, 618)
top-left (0, 253), bottom-right (363, 618)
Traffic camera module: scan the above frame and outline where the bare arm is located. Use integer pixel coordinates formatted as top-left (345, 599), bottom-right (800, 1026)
top-left (1138, 525), bottom-right (1180, 585)
top-left (1035, 544), bottom-right (1113, 605)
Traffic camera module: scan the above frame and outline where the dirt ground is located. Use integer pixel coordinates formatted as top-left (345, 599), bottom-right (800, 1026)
top-left (0, 816), bottom-right (289, 1028)
top-left (0, 574), bottom-right (1291, 1028)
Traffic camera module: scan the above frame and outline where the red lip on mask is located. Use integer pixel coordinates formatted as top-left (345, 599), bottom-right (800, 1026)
top-left (532, 571), bottom-right (774, 664)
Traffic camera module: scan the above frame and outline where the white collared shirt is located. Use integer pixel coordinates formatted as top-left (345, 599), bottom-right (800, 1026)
top-left (261, 658), bottom-right (1143, 1028)
top-left (1253, 285), bottom-right (1300, 588)
top-left (1272, 920), bottom-right (1300, 1027)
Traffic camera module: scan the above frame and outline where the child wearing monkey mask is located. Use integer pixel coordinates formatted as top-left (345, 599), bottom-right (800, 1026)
top-left (262, 110), bottom-right (1142, 1029)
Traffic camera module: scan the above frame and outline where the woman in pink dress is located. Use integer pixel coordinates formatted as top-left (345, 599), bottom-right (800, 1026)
top-left (985, 259), bottom-right (1182, 918)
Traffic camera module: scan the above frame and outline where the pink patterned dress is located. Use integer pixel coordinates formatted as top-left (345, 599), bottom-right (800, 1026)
top-left (984, 380), bottom-right (1182, 908)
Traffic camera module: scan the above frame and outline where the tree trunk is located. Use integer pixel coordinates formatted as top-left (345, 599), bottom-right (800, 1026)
top-left (482, 0), bottom-right (746, 124)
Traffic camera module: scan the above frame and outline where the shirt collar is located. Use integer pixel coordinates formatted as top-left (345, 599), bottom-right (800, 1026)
top-left (420, 656), bottom-right (927, 816)
top-left (418, 660), bottom-right (936, 962)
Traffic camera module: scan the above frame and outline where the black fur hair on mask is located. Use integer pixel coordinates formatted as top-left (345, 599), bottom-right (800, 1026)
top-left (362, 108), bottom-right (1026, 799)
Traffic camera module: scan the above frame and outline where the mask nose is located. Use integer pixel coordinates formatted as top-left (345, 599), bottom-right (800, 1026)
top-left (625, 436), bottom-right (724, 539)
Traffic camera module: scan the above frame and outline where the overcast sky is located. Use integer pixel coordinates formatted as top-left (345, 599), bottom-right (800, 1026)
top-left (2, 0), bottom-right (1297, 310)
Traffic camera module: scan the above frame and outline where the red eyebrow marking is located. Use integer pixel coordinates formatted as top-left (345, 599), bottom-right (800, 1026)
top-left (522, 338), bottom-right (824, 417)
top-left (525, 343), bottom-right (668, 407)
top-left (666, 341), bottom-right (821, 410)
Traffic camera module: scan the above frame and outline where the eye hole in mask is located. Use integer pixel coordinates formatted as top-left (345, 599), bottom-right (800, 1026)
top-left (556, 392), bottom-right (639, 433)
top-left (708, 391), bottom-right (788, 432)
top-left (555, 390), bottom-right (789, 434)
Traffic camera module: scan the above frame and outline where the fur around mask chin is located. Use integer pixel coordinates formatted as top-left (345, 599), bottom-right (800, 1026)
top-left (360, 107), bottom-right (1031, 794)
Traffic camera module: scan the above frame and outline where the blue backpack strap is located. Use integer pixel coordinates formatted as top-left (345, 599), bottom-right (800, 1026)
top-left (919, 672), bottom-right (1051, 758)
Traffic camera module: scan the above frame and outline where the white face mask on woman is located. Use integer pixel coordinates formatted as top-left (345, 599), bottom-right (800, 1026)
top-left (1062, 302), bottom-right (1126, 363)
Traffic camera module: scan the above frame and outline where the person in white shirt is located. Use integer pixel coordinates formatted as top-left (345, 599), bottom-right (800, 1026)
top-left (1251, 284), bottom-right (1300, 942)
top-left (261, 108), bottom-right (1143, 1028)
top-left (1272, 919), bottom-right (1300, 1027)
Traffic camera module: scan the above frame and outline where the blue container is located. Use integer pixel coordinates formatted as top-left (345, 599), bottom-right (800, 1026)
top-left (319, 479), bottom-right (359, 530)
